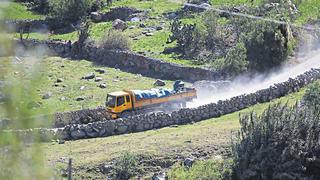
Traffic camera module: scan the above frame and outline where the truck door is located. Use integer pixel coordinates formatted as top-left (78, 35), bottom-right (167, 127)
top-left (125, 95), bottom-right (132, 110)
top-left (116, 96), bottom-right (126, 113)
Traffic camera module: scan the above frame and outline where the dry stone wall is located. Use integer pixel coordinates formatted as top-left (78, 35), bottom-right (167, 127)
top-left (19, 39), bottom-right (227, 82)
top-left (30, 68), bottom-right (320, 141)
top-left (54, 108), bottom-right (111, 128)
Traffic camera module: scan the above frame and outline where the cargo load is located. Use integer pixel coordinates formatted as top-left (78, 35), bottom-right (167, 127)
top-left (132, 88), bottom-right (172, 100)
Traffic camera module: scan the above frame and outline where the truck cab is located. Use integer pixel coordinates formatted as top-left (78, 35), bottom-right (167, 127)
top-left (106, 91), bottom-right (132, 118)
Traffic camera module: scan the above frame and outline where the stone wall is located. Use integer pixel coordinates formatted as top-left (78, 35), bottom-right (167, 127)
top-left (32, 68), bottom-right (320, 141)
top-left (20, 39), bottom-right (228, 82)
top-left (54, 108), bottom-right (111, 128)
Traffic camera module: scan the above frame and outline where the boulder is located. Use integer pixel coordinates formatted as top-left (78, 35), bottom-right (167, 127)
top-left (139, 23), bottom-right (146, 28)
top-left (183, 158), bottom-right (194, 168)
top-left (82, 72), bottom-right (95, 80)
top-left (112, 19), bottom-right (127, 31)
top-left (154, 79), bottom-right (166, 86)
top-left (152, 172), bottom-right (166, 180)
top-left (95, 69), bottom-right (106, 74)
top-left (145, 32), bottom-right (154, 36)
top-left (70, 129), bottom-right (86, 139)
top-left (95, 77), bottom-right (103, 82)
top-left (103, 7), bottom-right (140, 21)
top-left (167, 12), bottom-right (177, 19)
top-left (156, 26), bottom-right (163, 31)
top-left (99, 83), bottom-right (107, 89)
top-left (100, 164), bottom-right (112, 174)
top-left (75, 97), bottom-right (85, 101)
top-left (91, 12), bottom-right (103, 22)
top-left (56, 78), bottom-right (64, 83)
top-left (130, 17), bottom-right (140, 22)
top-left (42, 92), bottom-right (53, 99)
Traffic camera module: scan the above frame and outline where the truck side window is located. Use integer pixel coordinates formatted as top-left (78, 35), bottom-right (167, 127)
top-left (126, 95), bottom-right (130, 103)
top-left (117, 96), bottom-right (125, 106)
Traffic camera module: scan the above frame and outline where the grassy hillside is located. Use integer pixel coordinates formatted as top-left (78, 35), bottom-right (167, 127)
top-left (294, 0), bottom-right (320, 24)
top-left (43, 84), bottom-right (308, 178)
top-left (1, 2), bottom-right (44, 20)
top-left (0, 56), bottom-right (173, 117)
top-left (7, 0), bottom-right (319, 67)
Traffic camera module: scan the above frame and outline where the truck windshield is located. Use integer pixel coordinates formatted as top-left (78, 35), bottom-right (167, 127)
top-left (106, 95), bottom-right (116, 108)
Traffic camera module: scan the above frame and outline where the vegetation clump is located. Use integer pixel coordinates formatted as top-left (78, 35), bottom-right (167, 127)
top-left (99, 29), bottom-right (131, 50)
top-left (302, 81), bottom-right (320, 109)
top-left (168, 159), bottom-right (232, 179)
top-left (111, 152), bottom-right (139, 180)
top-left (168, 2), bottom-right (295, 75)
top-left (232, 102), bottom-right (320, 179)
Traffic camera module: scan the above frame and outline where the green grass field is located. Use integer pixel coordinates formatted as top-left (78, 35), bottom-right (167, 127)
top-left (1, 2), bottom-right (44, 20)
top-left (0, 56), bottom-right (174, 117)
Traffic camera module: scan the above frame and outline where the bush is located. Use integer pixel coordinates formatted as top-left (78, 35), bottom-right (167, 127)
top-left (219, 42), bottom-right (248, 76)
top-left (99, 29), bottom-right (131, 50)
top-left (235, 18), bottom-right (289, 72)
top-left (30, 0), bottom-right (50, 14)
top-left (232, 103), bottom-right (320, 179)
top-left (303, 81), bottom-right (320, 108)
top-left (169, 11), bottom-right (228, 61)
top-left (112, 152), bottom-right (138, 180)
top-left (49, 0), bottom-right (92, 25)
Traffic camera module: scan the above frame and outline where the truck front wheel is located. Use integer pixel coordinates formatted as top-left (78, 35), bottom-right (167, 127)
top-left (120, 111), bottom-right (133, 118)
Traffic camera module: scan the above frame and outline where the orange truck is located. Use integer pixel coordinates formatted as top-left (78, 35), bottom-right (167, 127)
top-left (106, 81), bottom-right (197, 119)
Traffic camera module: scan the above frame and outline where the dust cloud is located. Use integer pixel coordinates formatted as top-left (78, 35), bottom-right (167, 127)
top-left (190, 49), bottom-right (320, 107)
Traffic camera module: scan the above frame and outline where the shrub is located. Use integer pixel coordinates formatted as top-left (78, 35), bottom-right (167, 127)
top-left (99, 29), bottom-right (131, 50)
top-left (233, 17), bottom-right (289, 72)
top-left (232, 103), bottom-right (320, 179)
top-left (169, 11), bottom-right (228, 60)
top-left (112, 152), bottom-right (138, 180)
top-left (219, 42), bottom-right (248, 76)
top-left (303, 81), bottom-right (320, 108)
top-left (30, 0), bottom-right (50, 14)
top-left (49, 0), bottom-right (92, 25)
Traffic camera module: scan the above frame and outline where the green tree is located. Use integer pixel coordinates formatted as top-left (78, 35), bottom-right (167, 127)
top-left (234, 18), bottom-right (289, 72)
top-left (221, 42), bottom-right (248, 76)
top-left (49, 0), bottom-right (92, 25)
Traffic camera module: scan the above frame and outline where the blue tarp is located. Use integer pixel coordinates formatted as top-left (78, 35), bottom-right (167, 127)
top-left (132, 88), bottom-right (172, 101)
